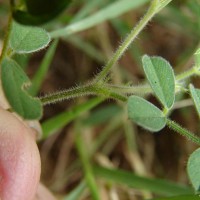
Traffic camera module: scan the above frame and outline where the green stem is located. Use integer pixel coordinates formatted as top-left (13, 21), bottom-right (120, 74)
top-left (107, 84), bottom-right (152, 95)
top-left (40, 0), bottom-right (175, 106)
top-left (40, 84), bottom-right (127, 105)
top-left (75, 122), bottom-right (100, 200)
top-left (167, 119), bottom-right (200, 145)
top-left (0, 13), bottom-right (12, 65)
top-left (40, 84), bottom-right (95, 105)
top-left (94, 0), bottom-right (172, 83)
top-left (40, 73), bottom-right (196, 106)
top-left (176, 67), bottom-right (198, 82)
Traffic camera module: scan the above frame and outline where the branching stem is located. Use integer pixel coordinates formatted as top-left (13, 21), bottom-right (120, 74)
top-left (40, 83), bottom-right (127, 105)
top-left (39, 0), bottom-right (174, 106)
top-left (94, 0), bottom-right (172, 83)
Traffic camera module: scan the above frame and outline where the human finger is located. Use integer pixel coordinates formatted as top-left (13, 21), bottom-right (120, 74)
top-left (0, 107), bottom-right (41, 200)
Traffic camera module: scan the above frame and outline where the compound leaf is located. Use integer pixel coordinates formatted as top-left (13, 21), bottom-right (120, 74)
top-left (142, 55), bottom-right (175, 109)
top-left (187, 148), bottom-right (200, 192)
top-left (128, 96), bottom-right (166, 132)
top-left (1, 58), bottom-right (42, 119)
top-left (10, 21), bottom-right (50, 54)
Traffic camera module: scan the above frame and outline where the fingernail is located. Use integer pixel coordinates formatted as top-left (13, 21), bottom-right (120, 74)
top-left (27, 120), bottom-right (42, 140)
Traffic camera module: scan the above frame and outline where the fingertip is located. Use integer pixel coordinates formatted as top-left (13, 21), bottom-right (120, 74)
top-left (0, 108), bottom-right (41, 200)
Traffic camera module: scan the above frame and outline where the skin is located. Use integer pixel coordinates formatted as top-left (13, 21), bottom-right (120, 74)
top-left (0, 107), bottom-right (56, 200)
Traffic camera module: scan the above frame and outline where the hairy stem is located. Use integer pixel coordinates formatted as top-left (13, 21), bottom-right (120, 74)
top-left (167, 119), bottom-right (200, 145)
top-left (107, 84), bottom-right (152, 95)
top-left (40, 84), bottom-right (127, 105)
top-left (176, 67), bottom-right (198, 82)
top-left (94, 0), bottom-right (172, 83)
top-left (40, 0), bottom-right (175, 106)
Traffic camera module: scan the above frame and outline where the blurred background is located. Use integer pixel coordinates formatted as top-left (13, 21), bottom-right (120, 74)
top-left (1, 0), bottom-right (200, 199)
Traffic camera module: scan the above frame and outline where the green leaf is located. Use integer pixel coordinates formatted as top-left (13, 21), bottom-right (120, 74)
top-left (12, 0), bottom-right (72, 25)
top-left (1, 58), bottom-right (42, 119)
top-left (150, 195), bottom-right (200, 200)
top-left (25, 0), bottom-right (71, 16)
top-left (128, 96), bottom-right (166, 131)
top-left (12, 54), bottom-right (30, 70)
top-left (189, 84), bottom-right (200, 118)
top-left (10, 21), bottom-right (50, 54)
top-left (187, 148), bottom-right (200, 192)
top-left (94, 166), bottom-right (193, 196)
top-left (142, 55), bottom-right (175, 109)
